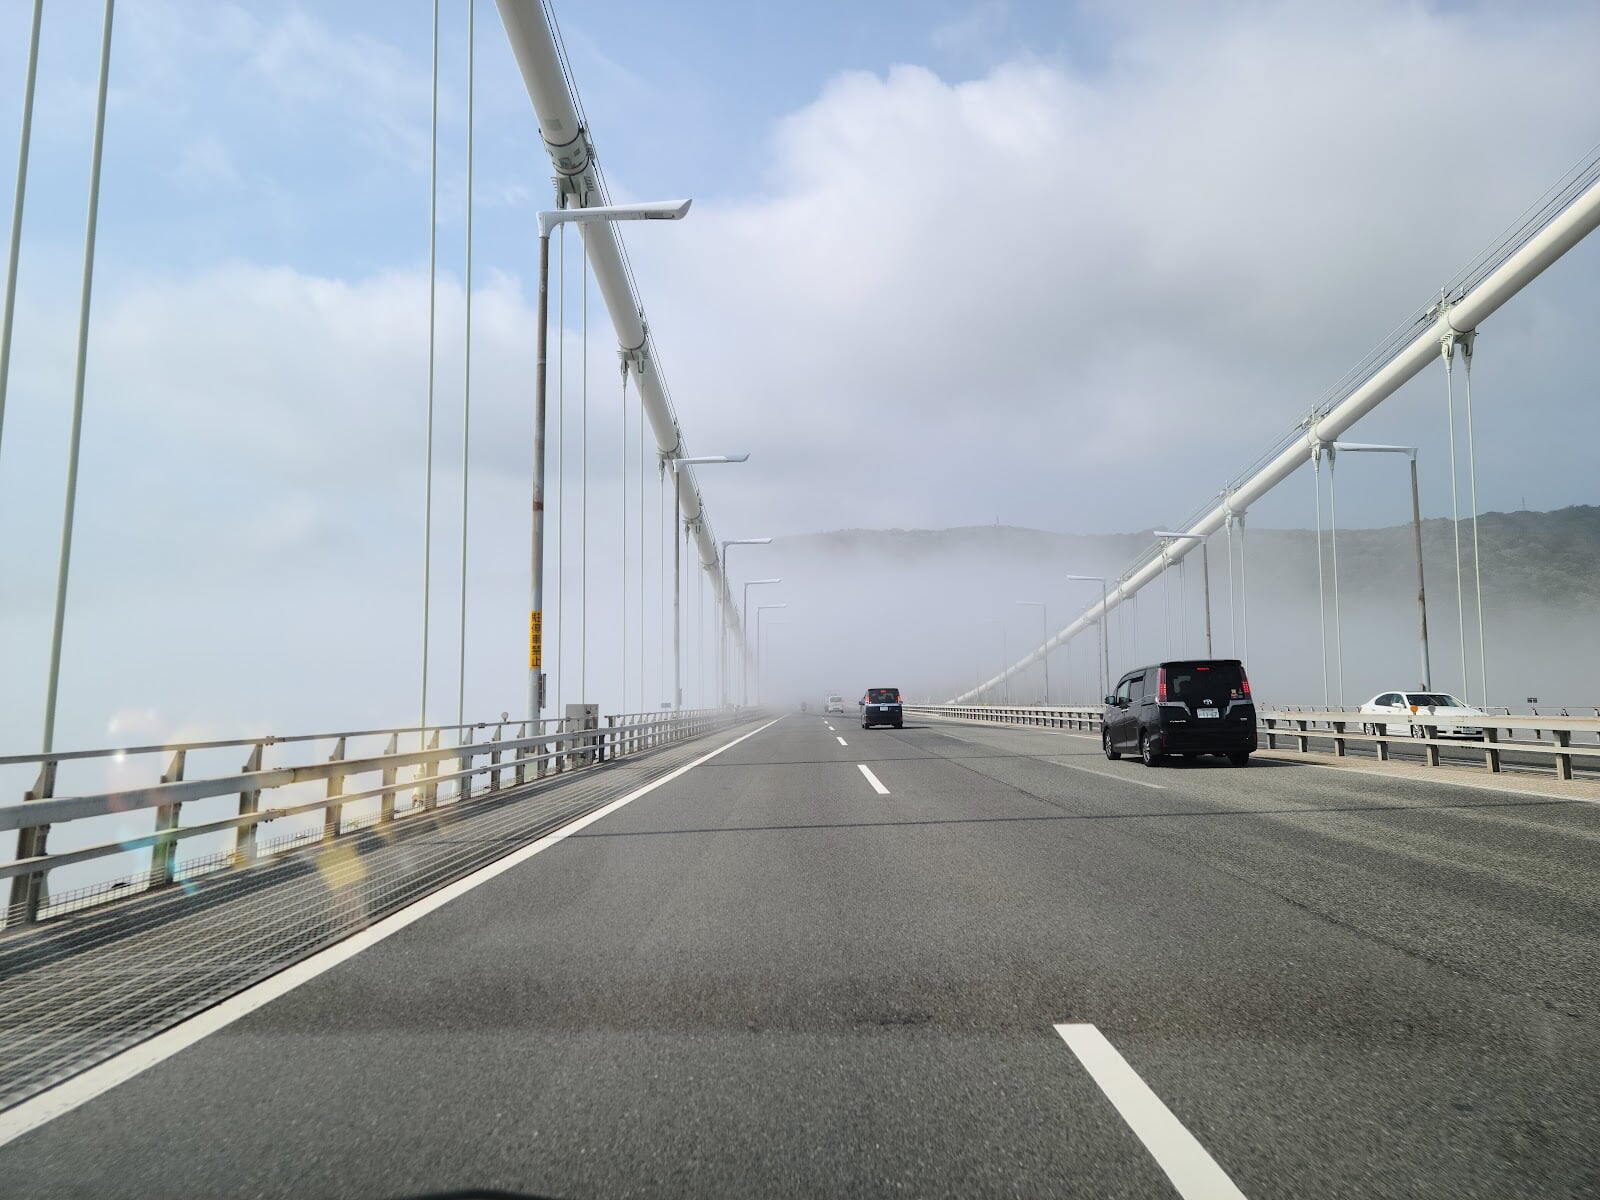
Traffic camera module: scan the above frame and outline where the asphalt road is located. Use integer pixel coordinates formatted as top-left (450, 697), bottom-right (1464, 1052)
top-left (4, 713), bottom-right (1598, 1198)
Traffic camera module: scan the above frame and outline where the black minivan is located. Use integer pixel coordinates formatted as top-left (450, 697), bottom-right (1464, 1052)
top-left (860, 687), bottom-right (904, 729)
top-left (1102, 659), bottom-right (1256, 767)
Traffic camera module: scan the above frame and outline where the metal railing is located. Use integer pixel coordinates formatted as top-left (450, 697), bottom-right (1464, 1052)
top-left (1, 706), bottom-right (732, 928)
top-left (906, 703), bottom-right (1600, 782)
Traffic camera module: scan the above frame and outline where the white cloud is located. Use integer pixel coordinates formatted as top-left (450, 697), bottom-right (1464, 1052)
top-left (629, 0), bottom-right (1600, 538)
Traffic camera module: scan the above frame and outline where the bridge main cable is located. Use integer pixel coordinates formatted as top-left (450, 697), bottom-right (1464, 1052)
top-left (494, 0), bottom-right (746, 678)
top-left (952, 168), bottom-right (1600, 704)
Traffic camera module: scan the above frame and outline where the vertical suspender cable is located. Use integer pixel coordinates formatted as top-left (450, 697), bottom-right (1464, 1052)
top-left (1312, 446), bottom-right (1329, 707)
top-left (620, 363), bottom-right (630, 710)
top-left (0, 0), bottom-right (44, 463)
top-left (1462, 335), bottom-right (1488, 703)
top-left (419, 0), bottom-right (438, 743)
top-left (633, 380), bottom-right (640, 710)
top-left (1237, 514), bottom-right (1250, 664)
top-left (579, 238), bottom-right (588, 702)
top-left (553, 222), bottom-right (564, 715)
top-left (1177, 557), bottom-right (1187, 656)
top-left (659, 463), bottom-right (667, 699)
top-left (1162, 557), bottom-right (1172, 658)
top-left (1224, 513), bottom-right (1237, 655)
top-left (40, 0), bottom-right (114, 755)
top-left (455, 0), bottom-right (474, 733)
top-left (1328, 448), bottom-right (1345, 707)
top-left (1442, 338), bottom-right (1469, 702)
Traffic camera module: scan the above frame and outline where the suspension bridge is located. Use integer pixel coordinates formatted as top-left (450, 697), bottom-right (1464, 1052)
top-left (1, 2), bottom-right (1598, 1197)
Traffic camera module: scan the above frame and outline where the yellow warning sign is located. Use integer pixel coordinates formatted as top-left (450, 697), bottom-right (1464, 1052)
top-left (528, 609), bottom-right (543, 669)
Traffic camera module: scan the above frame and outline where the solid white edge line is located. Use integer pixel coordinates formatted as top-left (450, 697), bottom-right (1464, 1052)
top-left (836, 735), bottom-right (848, 746)
top-left (857, 764), bottom-right (890, 795)
top-left (0, 715), bottom-right (786, 1149)
top-left (1054, 1023), bottom-right (1249, 1200)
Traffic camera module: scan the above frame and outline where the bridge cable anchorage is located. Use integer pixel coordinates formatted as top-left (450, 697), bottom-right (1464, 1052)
top-left (1440, 327), bottom-right (1470, 703)
top-left (456, 0), bottom-right (475, 736)
top-left (420, 0), bottom-right (440, 746)
top-left (1311, 440), bottom-right (1330, 707)
top-left (0, 0), bottom-right (44, 469)
top-left (1461, 331), bottom-right (1489, 705)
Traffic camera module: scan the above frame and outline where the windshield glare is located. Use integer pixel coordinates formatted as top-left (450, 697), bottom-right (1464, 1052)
top-left (1405, 693), bottom-right (1467, 707)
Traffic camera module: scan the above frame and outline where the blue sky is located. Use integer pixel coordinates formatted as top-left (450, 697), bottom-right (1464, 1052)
top-left (1, 0), bottom-right (1599, 750)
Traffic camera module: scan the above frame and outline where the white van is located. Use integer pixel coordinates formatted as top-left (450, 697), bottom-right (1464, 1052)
top-left (825, 694), bottom-right (846, 714)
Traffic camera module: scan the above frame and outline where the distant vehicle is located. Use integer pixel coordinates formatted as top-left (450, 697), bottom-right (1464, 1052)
top-left (1358, 691), bottom-right (1486, 738)
top-left (860, 687), bottom-right (904, 729)
top-left (799, 701), bottom-right (808, 713)
top-left (825, 694), bottom-right (846, 714)
top-left (1103, 659), bottom-right (1256, 767)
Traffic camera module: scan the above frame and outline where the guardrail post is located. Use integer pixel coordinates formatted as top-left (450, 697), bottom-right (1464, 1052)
top-left (379, 733), bottom-right (399, 823)
top-left (489, 723), bottom-right (504, 792)
top-left (1423, 726), bottom-right (1440, 767)
top-left (1482, 727), bottom-right (1501, 774)
top-left (9, 760), bottom-right (58, 925)
top-left (235, 743), bottom-right (264, 863)
top-left (148, 749), bottom-right (187, 890)
top-left (1331, 721), bottom-right (1347, 758)
top-left (1263, 718), bottom-right (1277, 750)
top-left (323, 737), bottom-right (347, 841)
top-left (1375, 732), bottom-right (1390, 762)
top-left (460, 730), bottom-right (476, 798)
top-left (1296, 719), bottom-right (1309, 753)
top-left (1554, 729), bottom-right (1573, 780)
top-left (513, 722), bottom-right (529, 783)
top-left (422, 729), bottom-right (440, 809)
top-left (603, 715), bottom-right (615, 762)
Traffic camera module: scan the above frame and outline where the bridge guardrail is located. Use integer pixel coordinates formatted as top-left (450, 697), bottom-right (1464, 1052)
top-left (905, 703), bottom-right (1600, 783)
top-left (1, 706), bottom-right (737, 928)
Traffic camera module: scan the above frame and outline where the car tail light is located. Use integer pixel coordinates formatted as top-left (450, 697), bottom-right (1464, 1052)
top-left (1156, 667), bottom-right (1168, 701)
top-left (1240, 671), bottom-right (1251, 698)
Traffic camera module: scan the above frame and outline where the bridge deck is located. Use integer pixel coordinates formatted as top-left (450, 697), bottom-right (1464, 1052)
top-left (2, 714), bottom-right (1598, 1197)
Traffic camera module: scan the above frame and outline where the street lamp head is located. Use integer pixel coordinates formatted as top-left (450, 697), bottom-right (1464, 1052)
top-left (746, 578), bottom-right (782, 587)
top-left (1065, 574), bottom-right (1104, 583)
top-left (758, 603), bottom-right (789, 612)
top-left (1330, 441), bottom-right (1417, 457)
top-left (538, 198), bottom-right (692, 237)
top-left (722, 537), bottom-right (773, 550)
top-left (673, 453), bottom-right (749, 468)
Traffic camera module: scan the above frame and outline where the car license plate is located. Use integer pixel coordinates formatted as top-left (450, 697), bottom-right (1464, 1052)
top-left (1197, 707), bottom-right (1219, 719)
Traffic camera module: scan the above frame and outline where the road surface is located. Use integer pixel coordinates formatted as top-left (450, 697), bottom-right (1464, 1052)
top-left (3, 713), bottom-right (1597, 1198)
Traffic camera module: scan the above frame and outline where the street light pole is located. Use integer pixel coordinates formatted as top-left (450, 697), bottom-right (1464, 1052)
top-left (1016, 601), bottom-right (1048, 703)
top-left (533, 199), bottom-right (690, 724)
top-left (756, 603), bottom-right (787, 705)
top-left (742, 579), bottom-right (782, 704)
top-left (719, 537), bottom-right (772, 706)
top-left (670, 454), bottom-right (748, 709)
top-left (1330, 442), bottom-right (1430, 689)
top-left (1067, 575), bottom-right (1109, 700)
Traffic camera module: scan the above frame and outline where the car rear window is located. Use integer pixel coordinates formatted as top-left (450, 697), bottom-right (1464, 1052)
top-left (1165, 662), bottom-right (1245, 702)
top-left (868, 688), bottom-right (900, 703)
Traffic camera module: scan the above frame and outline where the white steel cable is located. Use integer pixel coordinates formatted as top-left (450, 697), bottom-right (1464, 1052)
top-left (1162, 557), bottom-right (1172, 658)
top-left (580, 238), bottom-right (588, 703)
top-left (1442, 341), bottom-right (1470, 701)
top-left (1224, 513), bottom-right (1237, 655)
top-left (633, 380), bottom-right (640, 710)
top-left (1328, 448), bottom-right (1346, 707)
top-left (0, 0), bottom-right (44, 466)
top-left (620, 362), bottom-right (630, 710)
top-left (553, 221), bottom-right (564, 716)
top-left (455, 0), bottom-right (474, 733)
top-left (1177, 556), bottom-right (1187, 656)
top-left (40, 0), bottom-right (114, 754)
top-left (1312, 445), bottom-right (1329, 707)
top-left (1238, 514), bottom-right (1250, 663)
top-left (420, 0), bottom-right (438, 742)
top-left (1462, 336), bottom-right (1489, 704)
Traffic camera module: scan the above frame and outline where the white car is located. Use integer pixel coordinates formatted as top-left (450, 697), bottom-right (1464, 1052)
top-left (825, 694), bottom-right (846, 714)
top-left (1358, 691), bottom-right (1486, 738)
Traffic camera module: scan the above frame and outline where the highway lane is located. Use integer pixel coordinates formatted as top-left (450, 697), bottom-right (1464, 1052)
top-left (3, 713), bottom-right (1598, 1197)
